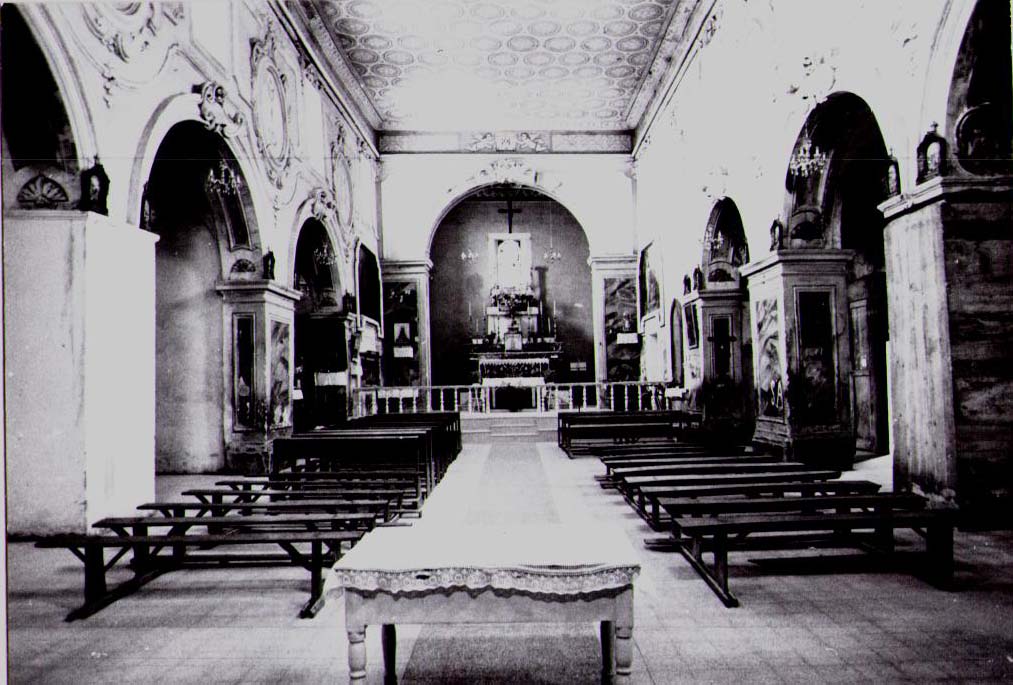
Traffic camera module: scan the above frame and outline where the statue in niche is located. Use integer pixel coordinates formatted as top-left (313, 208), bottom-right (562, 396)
top-left (769, 219), bottom-right (784, 251)
top-left (683, 274), bottom-right (692, 295)
top-left (77, 158), bottom-right (110, 215)
top-left (917, 123), bottom-right (948, 183)
top-left (262, 251), bottom-right (276, 280)
top-left (692, 266), bottom-right (704, 292)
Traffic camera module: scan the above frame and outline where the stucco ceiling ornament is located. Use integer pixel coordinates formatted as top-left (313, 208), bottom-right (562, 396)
top-left (698, 5), bottom-right (722, 49)
top-left (196, 82), bottom-right (244, 138)
top-left (310, 187), bottom-right (338, 223)
top-left (251, 22), bottom-right (293, 188)
top-left (78, 3), bottom-right (182, 106)
top-left (467, 132), bottom-right (549, 153)
top-left (468, 158), bottom-right (539, 189)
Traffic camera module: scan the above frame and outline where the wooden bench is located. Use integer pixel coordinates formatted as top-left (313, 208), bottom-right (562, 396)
top-left (181, 488), bottom-right (412, 517)
top-left (137, 498), bottom-right (400, 522)
top-left (349, 412), bottom-right (462, 470)
top-left (671, 501), bottom-right (956, 607)
top-left (643, 480), bottom-right (884, 530)
top-left (273, 431), bottom-right (435, 499)
top-left (622, 470), bottom-right (844, 525)
top-left (557, 411), bottom-right (683, 452)
top-left (36, 529), bottom-right (364, 621)
top-left (598, 455), bottom-right (784, 481)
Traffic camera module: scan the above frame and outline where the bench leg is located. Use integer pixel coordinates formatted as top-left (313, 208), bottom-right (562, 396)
top-left (600, 620), bottom-right (615, 681)
top-left (348, 626), bottom-right (367, 683)
top-left (299, 541), bottom-right (326, 619)
top-left (382, 624), bottom-right (397, 684)
top-left (926, 523), bottom-right (954, 587)
top-left (83, 545), bottom-right (107, 604)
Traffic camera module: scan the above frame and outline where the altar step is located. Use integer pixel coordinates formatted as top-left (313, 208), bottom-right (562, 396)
top-left (461, 414), bottom-right (558, 444)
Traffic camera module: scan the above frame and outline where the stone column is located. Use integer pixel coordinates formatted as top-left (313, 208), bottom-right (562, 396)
top-left (216, 280), bottom-right (301, 474)
top-left (381, 259), bottom-right (433, 386)
top-left (589, 254), bottom-right (638, 384)
top-left (741, 250), bottom-right (855, 468)
top-left (880, 176), bottom-right (1013, 522)
top-left (5, 211), bottom-right (158, 533)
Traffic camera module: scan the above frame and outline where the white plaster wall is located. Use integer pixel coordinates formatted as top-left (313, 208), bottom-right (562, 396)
top-left (379, 154), bottom-right (636, 262)
top-left (4, 212), bottom-right (156, 534)
top-left (83, 217), bottom-right (158, 525)
top-left (5, 213), bottom-right (88, 533)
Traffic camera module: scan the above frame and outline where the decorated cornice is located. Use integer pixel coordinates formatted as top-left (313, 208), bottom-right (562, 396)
top-left (379, 131), bottom-right (632, 154)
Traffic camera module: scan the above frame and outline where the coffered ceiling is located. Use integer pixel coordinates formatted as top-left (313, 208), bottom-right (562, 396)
top-left (295, 0), bottom-right (707, 133)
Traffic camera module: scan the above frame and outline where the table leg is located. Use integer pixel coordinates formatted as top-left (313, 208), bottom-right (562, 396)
top-left (347, 626), bottom-right (367, 683)
top-left (600, 620), bottom-right (615, 681)
top-left (614, 625), bottom-right (633, 683)
top-left (382, 624), bottom-right (397, 684)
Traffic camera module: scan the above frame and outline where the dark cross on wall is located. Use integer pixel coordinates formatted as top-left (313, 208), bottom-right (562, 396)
top-left (498, 199), bottom-right (522, 234)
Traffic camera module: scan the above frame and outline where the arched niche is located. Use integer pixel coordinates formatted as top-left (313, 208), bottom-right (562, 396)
top-left (144, 120), bottom-right (260, 473)
top-left (292, 218), bottom-right (347, 430)
top-left (945, 0), bottom-right (1012, 177)
top-left (426, 183), bottom-right (594, 388)
top-left (1, 4), bottom-right (81, 211)
top-left (769, 91), bottom-right (892, 457)
top-left (701, 198), bottom-right (749, 289)
top-left (357, 244), bottom-right (382, 325)
top-left (669, 299), bottom-right (684, 387)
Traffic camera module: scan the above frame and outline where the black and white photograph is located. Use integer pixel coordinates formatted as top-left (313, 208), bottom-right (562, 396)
top-left (3, 0), bottom-right (1012, 682)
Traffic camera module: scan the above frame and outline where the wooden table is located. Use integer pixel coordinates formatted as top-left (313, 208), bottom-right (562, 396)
top-left (329, 525), bottom-right (640, 683)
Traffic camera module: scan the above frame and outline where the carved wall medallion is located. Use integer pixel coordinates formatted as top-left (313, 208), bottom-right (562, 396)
top-left (251, 23), bottom-right (292, 188)
top-left (83, 3), bottom-right (162, 63)
top-left (333, 154), bottom-right (354, 228)
top-left (17, 174), bottom-right (69, 209)
top-left (230, 258), bottom-right (258, 276)
top-left (196, 82), bottom-right (244, 137)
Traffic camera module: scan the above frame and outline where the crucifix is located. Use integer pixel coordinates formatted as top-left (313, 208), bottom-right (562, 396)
top-left (498, 199), bottom-right (522, 234)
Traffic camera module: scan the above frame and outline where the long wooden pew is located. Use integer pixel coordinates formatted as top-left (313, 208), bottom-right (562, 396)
top-left (669, 495), bottom-right (955, 606)
top-left (557, 410), bottom-right (685, 453)
top-left (273, 430), bottom-right (435, 500)
top-left (36, 528), bottom-right (363, 621)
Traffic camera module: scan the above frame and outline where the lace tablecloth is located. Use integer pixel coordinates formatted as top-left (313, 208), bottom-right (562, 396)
top-left (329, 524), bottom-right (640, 599)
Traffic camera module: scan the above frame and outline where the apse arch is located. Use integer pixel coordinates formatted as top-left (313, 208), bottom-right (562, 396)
top-left (425, 181), bottom-right (592, 261)
top-left (426, 184), bottom-right (595, 387)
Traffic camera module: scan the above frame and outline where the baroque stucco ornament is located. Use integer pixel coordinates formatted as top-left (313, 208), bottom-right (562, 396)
top-left (461, 159), bottom-right (539, 191)
top-left (78, 3), bottom-right (183, 106)
top-left (251, 22), bottom-right (292, 188)
top-left (196, 82), bottom-right (244, 137)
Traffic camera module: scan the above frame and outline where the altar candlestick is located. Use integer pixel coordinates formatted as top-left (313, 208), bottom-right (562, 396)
top-left (468, 301), bottom-right (471, 318)
top-left (552, 299), bottom-right (557, 318)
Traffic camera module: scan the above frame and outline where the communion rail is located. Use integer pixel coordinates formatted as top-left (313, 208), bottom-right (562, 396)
top-left (350, 382), bottom-right (672, 418)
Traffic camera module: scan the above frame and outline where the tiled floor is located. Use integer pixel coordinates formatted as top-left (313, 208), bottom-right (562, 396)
top-left (7, 443), bottom-right (1013, 683)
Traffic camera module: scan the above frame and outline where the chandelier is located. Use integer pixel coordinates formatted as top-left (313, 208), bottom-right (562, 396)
top-left (789, 129), bottom-right (827, 179)
top-left (460, 248), bottom-right (477, 262)
top-left (205, 160), bottom-right (242, 196)
top-left (543, 206), bottom-right (562, 264)
top-left (313, 243), bottom-right (339, 266)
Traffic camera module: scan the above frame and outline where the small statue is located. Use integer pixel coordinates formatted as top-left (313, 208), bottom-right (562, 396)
top-left (769, 218), bottom-right (784, 251)
top-left (692, 266), bottom-right (704, 292)
top-left (262, 250), bottom-right (276, 280)
top-left (683, 274), bottom-right (692, 295)
top-left (77, 158), bottom-right (110, 215)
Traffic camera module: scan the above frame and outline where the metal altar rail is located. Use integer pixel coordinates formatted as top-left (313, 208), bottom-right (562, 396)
top-left (350, 382), bottom-right (670, 417)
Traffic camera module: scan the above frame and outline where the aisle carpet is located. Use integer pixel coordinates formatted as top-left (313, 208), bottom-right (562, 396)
top-left (401, 443), bottom-right (598, 683)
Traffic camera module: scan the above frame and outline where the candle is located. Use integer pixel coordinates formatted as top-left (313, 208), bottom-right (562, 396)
top-left (468, 301), bottom-right (471, 318)
top-left (552, 299), bottom-right (557, 318)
